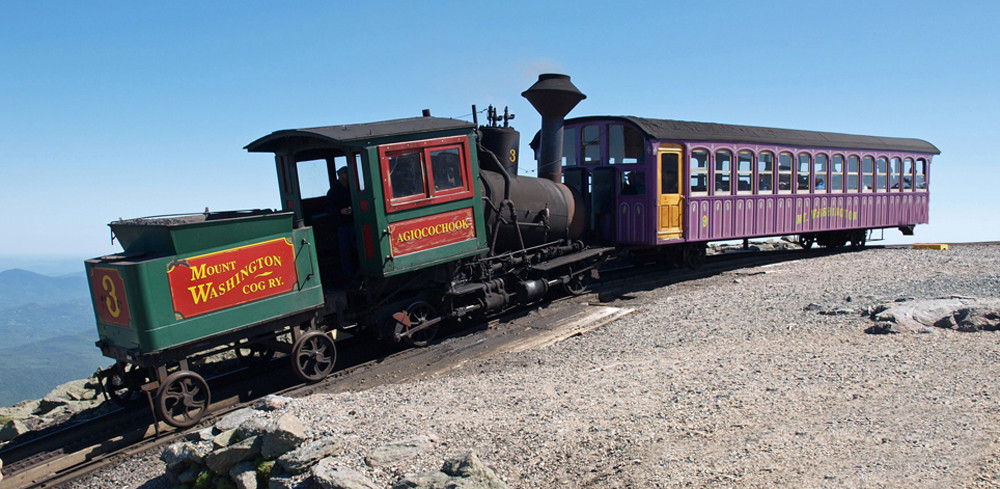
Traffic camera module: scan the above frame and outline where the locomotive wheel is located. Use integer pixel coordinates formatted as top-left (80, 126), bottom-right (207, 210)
top-left (103, 363), bottom-right (145, 406)
top-left (682, 243), bottom-right (706, 270)
top-left (799, 235), bottom-right (816, 249)
top-left (291, 331), bottom-right (336, 382)
top-left (235, 341), bottom-right (275, 366)
top-left (157, 371), bottom-right (210, 428)
top-left (563, 273), bottom-right (589, 296)
top-left (403, 301), bottom-right (439, 347)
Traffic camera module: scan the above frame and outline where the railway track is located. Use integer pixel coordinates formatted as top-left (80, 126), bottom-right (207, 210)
top-left (0, 243), bottom-right (870, 488)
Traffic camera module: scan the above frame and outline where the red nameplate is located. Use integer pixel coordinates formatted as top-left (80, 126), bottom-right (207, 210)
top-left (167, 238), bottom-right (297, 319)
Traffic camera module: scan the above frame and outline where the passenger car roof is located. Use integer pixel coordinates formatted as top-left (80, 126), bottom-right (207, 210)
top-left (561, 116), bottom-right (940, 155)
top-left (246, 116), bottom-right (475, 153)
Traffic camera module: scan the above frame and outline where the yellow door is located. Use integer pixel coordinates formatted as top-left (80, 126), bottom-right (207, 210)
top-left (658, 149), bottom-right (683, 238)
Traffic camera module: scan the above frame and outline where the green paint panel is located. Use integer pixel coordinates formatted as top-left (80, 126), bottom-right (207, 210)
top-left (87, 212), bottom-right (323, 355)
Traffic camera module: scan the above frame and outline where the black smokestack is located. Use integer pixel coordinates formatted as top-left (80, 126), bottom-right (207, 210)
top-left (521, 74), bottom-right (586, 183)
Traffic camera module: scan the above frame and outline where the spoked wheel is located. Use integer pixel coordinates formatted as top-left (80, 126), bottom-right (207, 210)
top-left (291, 331), bottom-right (336, 382)
top-left (563, 273), bottom-right (589, 296)
top-left (157, 371), bottom-right (210, 428)
top-left (102, 363), bottom-right (145, 406)
top-left (850, 229), bottom-right (867, 249)
top-left (400, 301), bottom-right (439, 348)
top-left (682, 243), bottom-right (706, 270)
top-left (799, 235), bottom-right (816, 249)
top-left (235, 341), bottom-right (275, 366)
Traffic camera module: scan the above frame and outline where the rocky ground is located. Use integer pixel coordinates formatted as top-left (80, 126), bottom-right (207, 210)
top-left (48, 243), bottom-right (1000, 488)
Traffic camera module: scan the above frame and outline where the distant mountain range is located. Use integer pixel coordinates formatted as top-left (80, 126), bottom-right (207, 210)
top-left (0, 268), bottom-right (90, 309)
top-left (0, 268), bottom-right (108, 407)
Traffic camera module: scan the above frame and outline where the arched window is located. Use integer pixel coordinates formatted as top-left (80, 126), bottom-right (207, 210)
top-left (608, 124), bottom-right (644, 164)
top-left (876, 157), bottom-right (888, 191)
top-left (737, 151), bottom-right (753, 194)
top-left (890, 157), bottom-right (902, 190)
top-left (797, 153), bottom-right (811, 192)
top-left (831, 155), bottom-right (845, 191)
top-left (903, 158), bottom-right (914, 190)
top-left (758, 151), bottom-right (774, 193)
top-left (915, 158), bottom-right (927, 190)
top-left (778, 152), bottom-right (793, 193)
top-left (847, 155), bottom-right (860, 191)
top-left (814, 154), bottom-right (829, 192)
top-left (689, 149), bottom-right (709, 195)
top-left (862, 156), bottom-right (874, 191)
top-left (715, 150), bottom-right (732, 194)
top-left (583, 125), bottom-right (601, 163)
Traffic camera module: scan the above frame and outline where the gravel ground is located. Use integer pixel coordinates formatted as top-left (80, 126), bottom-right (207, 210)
top-left (63, 243), bottom-right (1000, 489)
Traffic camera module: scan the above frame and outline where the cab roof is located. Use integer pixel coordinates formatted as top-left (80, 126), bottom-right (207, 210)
top-left (246, 116), bottom-right (475, 153)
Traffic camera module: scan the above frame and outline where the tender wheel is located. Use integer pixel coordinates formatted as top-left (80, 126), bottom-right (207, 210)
top-left (291, 331), bottom-right (337, 382)
top-left (103, 363), bottom-right (145, 406)
top-left (563, 273), bottom-right (589, 296)
top-left (682, 243), bottom-right (706, 269)
top-left (235, 341), bottom-right (275, 366)
top-left (157, 371), bottom-right (210, 428)
top-left (799, 235), bottom-right (816, 249)
top-left (402, 301), bottom-right (439, 347)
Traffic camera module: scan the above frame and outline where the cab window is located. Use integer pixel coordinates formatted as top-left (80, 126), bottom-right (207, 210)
top-left (379, 136), bottom-right (473, 213)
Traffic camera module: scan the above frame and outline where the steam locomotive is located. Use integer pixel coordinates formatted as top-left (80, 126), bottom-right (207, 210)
top-left (86, 74), bottom-right (938, 427)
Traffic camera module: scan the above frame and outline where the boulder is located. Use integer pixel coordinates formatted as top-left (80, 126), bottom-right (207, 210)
top-left (277, 436), bottom-right (346, 474)
top-left (261, 413), bottom-right (310, 459)
top-left (267, 469), bottom-right (312, 489)
top-left (365, 435), bottom-right (433, 467)
top-left (43, 379), bottom-right (97, 401)
top-left (0, 399), bottom-right (41, 420)
top-left (253, 394), bottom-right (293, 411)
top-left (161, 440), bottom-right (213, 472)
top-left (869, 297), bottom-right (1000, 334)
top-left (214, 428), bottom-right (239, 449)
top-left (236, 416), bottom-right (272, 441)
top-left (313, 458), bottom-right (379, 489)
top-left (392, 452), bottom-right (508, 489)
top-left (0, 419), bottom-right (31, 442)
top-left (216, 408), bottom-right (256, 432)
top-left (230, 460), bottom-right (259, 489)
top-left (206, 436), bottom-right (262, 475)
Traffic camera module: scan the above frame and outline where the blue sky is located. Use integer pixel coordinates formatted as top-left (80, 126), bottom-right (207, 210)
top-left (2, 1), bottom-right (997, 272)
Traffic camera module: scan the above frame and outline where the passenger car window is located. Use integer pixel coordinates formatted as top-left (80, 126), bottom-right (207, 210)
top-left (689, 149), bottom-right (709, 194)
top-left (758, 152), bottom-right (774, 193)
top-left (814, 154), bottom-right (828, 192)
top-left (903, 158), bottom-right (914, 190)
top-left (847, 155), bottom-right (860, 191)
top-left (562, 128), bottom-right (577, 166)
top-left (831, 155), bottom-right (844, 191)
top-left (862, 156), bottom-right (874, 191)
top-left (737, 151), bottom-right (753, 193)
top-left (583, 125), bottom-right (601, 163)
top-left (714, 150), bottom-right (732, 194)
top-left (609, 124), bottom-right (644, 164)
top-left (797, 153), bottom-right (811, 192)
top-left (876, 157), bottom-right (888, 191)
top-left (778, 153), bottom-right (793, 192)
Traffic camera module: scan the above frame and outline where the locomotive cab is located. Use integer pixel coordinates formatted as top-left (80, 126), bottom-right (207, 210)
top-left (246, 116), bottom-right (490, 290)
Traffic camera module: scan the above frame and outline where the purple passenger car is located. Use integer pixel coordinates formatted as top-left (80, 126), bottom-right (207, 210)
top-left (541, 116), bottom-right (939, 267)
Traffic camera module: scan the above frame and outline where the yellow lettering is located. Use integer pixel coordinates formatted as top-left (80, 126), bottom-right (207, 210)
top-left (188, 282), bottom-right (214, 304)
